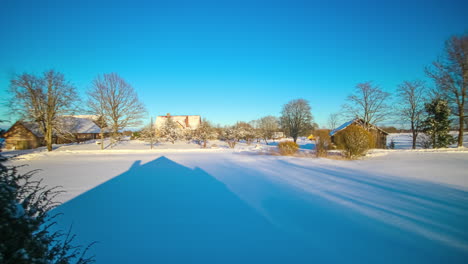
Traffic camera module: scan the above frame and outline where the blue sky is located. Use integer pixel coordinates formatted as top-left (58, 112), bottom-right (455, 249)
top-left (0, 0), bottom-right (466, 128)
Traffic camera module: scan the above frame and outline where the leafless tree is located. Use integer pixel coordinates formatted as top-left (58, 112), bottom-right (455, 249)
top-left (257, 115), bottom-right (279, 144)
top-left (327, 112), bottom-right (340, 130)
top-left (87, 73), bottom-right (146, 143)
top-left (426, 35), bottom-right (467, 147)
top-left (9, 70), bottom-right (79, 151)
top-left (140, 117), bottom-right (157, 149)
top-left (396, 80), bottom-right (428, 149)
top-left (280, 99), bottom-right (313, 143)
top-left (342, 82), bottom-right (391, 126)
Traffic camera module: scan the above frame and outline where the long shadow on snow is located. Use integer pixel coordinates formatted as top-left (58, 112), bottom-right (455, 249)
top-left (50, 156), bottom-right (312, 264)
top-left (209, 156), bottom-right (468, 263)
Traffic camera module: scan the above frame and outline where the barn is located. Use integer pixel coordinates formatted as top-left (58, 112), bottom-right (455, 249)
top-left (3, 121), bottom-right (45, 150)
top-left (3, 116), bottom-right (102, 150)
top-left (329, 118), bottom-right (389, 149)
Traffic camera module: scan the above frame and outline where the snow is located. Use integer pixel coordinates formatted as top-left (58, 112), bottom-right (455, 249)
top-left (3, 136), bottom-right (468, 263)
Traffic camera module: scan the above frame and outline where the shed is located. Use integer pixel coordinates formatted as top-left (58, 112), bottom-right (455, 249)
top-left (329, 118), bottom-right (389, 149)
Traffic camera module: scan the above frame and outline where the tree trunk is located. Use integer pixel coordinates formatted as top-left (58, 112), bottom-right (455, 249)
top-left (411, 122), bottom-right (416, 149)
top-left (293, 136), bottom-right (297, 143)
top-left (46, 123), bottom-right (53, 152)
top-left (100, 130), bottom-right (104, 150)
top-left (203, 140), bottom-right (207, 148)
top-left (458, 115), bottom-right (464, 147)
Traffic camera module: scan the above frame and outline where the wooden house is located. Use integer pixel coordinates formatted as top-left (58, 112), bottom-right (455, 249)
top-left (3, 121), bottom-right (45, 150)
top-left (3, 116), bottom-right (102, 150)
top-left (329, 118), bottom-right (389, 149)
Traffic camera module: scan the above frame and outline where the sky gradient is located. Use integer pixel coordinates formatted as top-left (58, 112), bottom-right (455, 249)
top-left (0, 0), bottom-right (467, 128)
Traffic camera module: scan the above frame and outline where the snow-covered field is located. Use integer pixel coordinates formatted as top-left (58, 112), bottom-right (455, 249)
top-left (3, 134), bottom-right (468, 263)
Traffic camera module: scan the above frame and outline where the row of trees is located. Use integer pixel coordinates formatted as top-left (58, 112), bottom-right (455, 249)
top-left (9, 72), bottom-right (147, 151)
top-left (329, 35), bottom-right (467, 149)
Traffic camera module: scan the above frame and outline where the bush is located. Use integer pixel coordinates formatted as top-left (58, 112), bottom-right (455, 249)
top-left (314, 129), bottom-right (331, 157)
top-left (0, 156), bottom-right (94, 264)
top-left (334, 125), bottom-right (373, 159)
top-left (278, 141), bottom-right (299, 156)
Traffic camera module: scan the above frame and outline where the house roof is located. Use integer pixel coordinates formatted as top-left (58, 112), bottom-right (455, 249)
top-left (329, 118), bottom-right (389, 136)
top-left (59, 116), bottom-right (101, 133)
top-left (6, 116), bottom-right (102, 138)
top-left (22, 122), bottom-right (44, 137)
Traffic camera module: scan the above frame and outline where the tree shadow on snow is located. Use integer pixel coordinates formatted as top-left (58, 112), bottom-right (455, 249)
top-left (50, 157), bottom-right (312, 264)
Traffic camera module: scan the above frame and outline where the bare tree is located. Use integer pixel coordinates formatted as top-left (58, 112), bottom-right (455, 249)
top-left (327, 112), bottom-right (340, 130)
top-left (140, 117), bottom-right (157, 149)
top-left (280, 99), bottom-right (313, 143)
top-left (396, 80), bottom-right (428, 149)
top-left (342, 82), bottom-right (391, 125)
top-left (257, 116), bottom-right (279, 144)
top-left (426, 35), bottom-right (467, 147)
top-left (9, 70), bottom-right (79, 151)
top-left (87, 73), bottom-right (146, 143)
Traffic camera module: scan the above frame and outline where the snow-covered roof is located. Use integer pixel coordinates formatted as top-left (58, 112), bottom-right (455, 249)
top-left (329, 118), bottom-right (389, 136)
top-left (22, 122), bottom-right (44, 137)
top-left (58, 116), bottom-right (101, 133)
top-left (329, 119), bottom-right (356, 136)
top-left (8, 116), bottom-right (102, 137)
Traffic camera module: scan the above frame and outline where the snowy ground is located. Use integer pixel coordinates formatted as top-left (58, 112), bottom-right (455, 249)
top-left (3, 135), bottom-right (468, 263)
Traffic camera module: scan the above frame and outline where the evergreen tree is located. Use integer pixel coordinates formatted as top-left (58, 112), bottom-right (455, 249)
top-left (0, 155), bottom-right (94, 263)
top-left (422, 98), bottom-right (454, 148)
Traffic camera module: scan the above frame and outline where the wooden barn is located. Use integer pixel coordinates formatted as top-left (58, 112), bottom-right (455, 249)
top-left (329, 118), bottom-right (389, 149)
top-left (3, 121), bottom-right (45, 150)
top-left (3, 116), bottom-right (102, 150)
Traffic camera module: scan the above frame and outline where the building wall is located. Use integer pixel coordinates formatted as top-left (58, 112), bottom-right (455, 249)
top-left (155, 115), bottom-right (201, 130)
top-left (4, 123), bottom-right (43, 150)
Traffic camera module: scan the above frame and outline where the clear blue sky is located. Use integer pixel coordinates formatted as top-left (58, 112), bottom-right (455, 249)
top-left (0, 0), bottom-right (466, 128)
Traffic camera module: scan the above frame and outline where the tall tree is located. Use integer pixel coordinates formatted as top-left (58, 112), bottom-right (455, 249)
top-left (426, 35), bottom-right (467, 147)
top-left (422, 98), bottom-right (454, 148)
top-left (87, 73), bottom-right (146, 142)
top-left (280, 99), bottom-right (313, 143)
top-left (9, 70), bottom-right (79, 151)
top-left (342, 82), bottom-right (391, 125)
top-left (396, 80), bottom-right (428, 149)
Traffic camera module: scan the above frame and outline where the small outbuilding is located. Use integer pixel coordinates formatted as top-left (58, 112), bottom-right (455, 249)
top-left (329, 118), bottom-right (389, 149)
top-left (3, 121), bottom-right (45, 150)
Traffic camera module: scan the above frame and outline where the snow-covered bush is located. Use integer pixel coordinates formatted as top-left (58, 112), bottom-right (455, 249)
top-left (278, 141), bottom-right (299, 156)
top-left (334, 125), bottom-right (373, 159)
top-left (222, 127), bottom-right (238, 148)
top-left (192, 120), bottom-right (218, 148)
top-left (417, 133), bottom-right (432, 149)
top-left (0, 156), bottom-right (94, 264)
top-left (159, 117), bottom-right (182, 144)
top-left (314, 129), bottom-right (331, 157)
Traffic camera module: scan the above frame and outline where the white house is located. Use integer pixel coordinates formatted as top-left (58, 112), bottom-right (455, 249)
top-left (155, 113), bottom-right (201, 130)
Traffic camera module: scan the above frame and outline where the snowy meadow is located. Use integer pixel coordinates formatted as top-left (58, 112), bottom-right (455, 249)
top-left (3, 134), bottom-right (468, 263)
